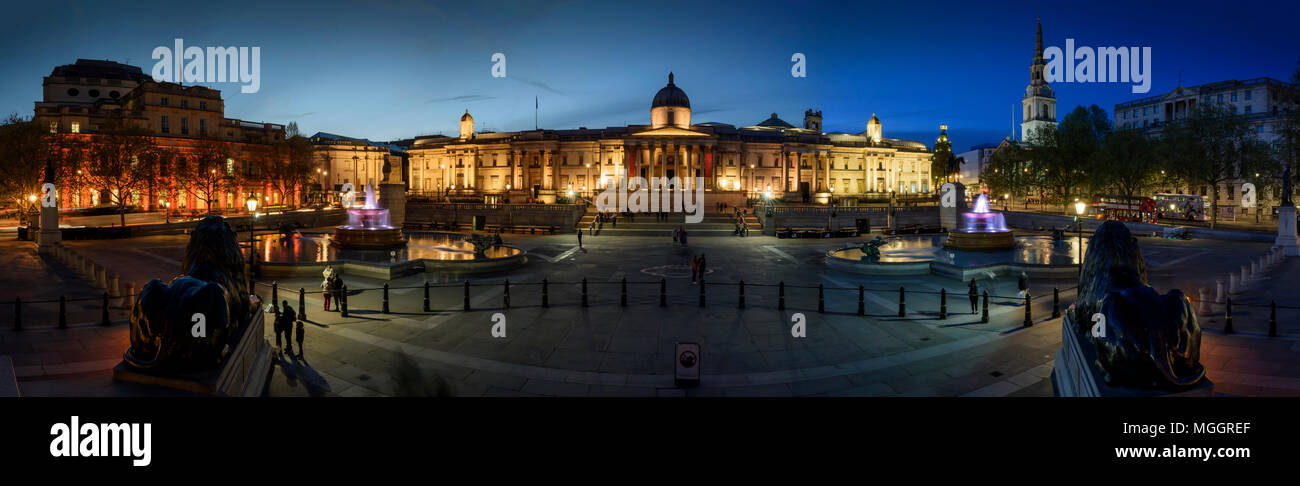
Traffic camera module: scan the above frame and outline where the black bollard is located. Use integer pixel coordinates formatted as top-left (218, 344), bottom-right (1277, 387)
top-left (542, 278), bottom-right (550, 308)
top-left (898, 286), bottom-right (905, 317)
top-left (582, 278), bottom-right (589, 307)
top-left (1023, 291), bottom-right (1033, 327)
top-left (58, 295), bottom-right (67, 329)
top-left (101, 292), bottom-right (110, 326)
top-left (1224, 298), bottom-right (1234, 334)
top-left (382, 283), bottom-right (390, 314)
top-left (738, 280), bottom-right (745, 309)
top-left (778, 281), bottom-right (786, 310)
top-left (1051, 287), bottom-right (1060, 318)
top-left (504, 280), bottom-right (511, 309)
top-left (299, 288), bottom-right (306, 322)
top-left (981, 290), bottom-right (989, 323)
top-left (620, 278), bottom-right (627, 307)
top-left (423, 280), bottom-right (431, 312)
top-left (817, 284), bottom-right (825, 313)
top-left (13, 297), bottom-right (20, 331)
top-left (272, 282), bottom-right (279, 316)
top-left (699, 277), bottom-right (706, 307)
top-left (1269, 301), bottom-right (1278, 337)
top-left (464, 280), bottom-right (471, 312)
top-left (939, 288), bottom-right (947, 320)
top-left (659, 278), bottom-right (667, 307)
top-left (341, 285), bottom-right (349, 317)
top-left (857, 285), bottom-right (864, 316)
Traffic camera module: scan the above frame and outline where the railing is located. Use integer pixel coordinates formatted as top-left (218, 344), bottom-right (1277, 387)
top-left (247, 279), bottom-right (1084, 332)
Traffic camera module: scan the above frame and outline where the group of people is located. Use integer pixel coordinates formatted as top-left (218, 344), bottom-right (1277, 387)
top-left (321, 265), bottom-right (345, 312)
top-left (690, 253), bottom-right (708, 283)
top-left (273, 301), bottom-right (304, 359)
top-left (673, 226), bottom-right (689, 246)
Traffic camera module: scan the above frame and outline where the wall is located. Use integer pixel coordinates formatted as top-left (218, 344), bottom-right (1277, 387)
top-left (406, 203), bottom-right (583, 229)
top-left (1001, 210), bottom-right (1275, 242)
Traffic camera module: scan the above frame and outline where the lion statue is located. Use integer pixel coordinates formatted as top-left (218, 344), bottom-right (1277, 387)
top-left (1070, 220), bottom-right (1205, 389)
top-left (124, 216), bottom-right (252, 372)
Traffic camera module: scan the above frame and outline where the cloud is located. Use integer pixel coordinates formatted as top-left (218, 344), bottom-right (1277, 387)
top-left (510, 76), bottom-right (564, 95)
top-left (428, 94), bottom-right (497, 103)
top-left (271, 111), bottom-right (315, 119)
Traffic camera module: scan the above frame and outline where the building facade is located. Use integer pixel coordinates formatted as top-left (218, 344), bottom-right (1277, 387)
top-left (31, 59), bottom-right (293, 212)
top-left (1115, 77), bottom-right (1300, 213)
top-left (309, 132), bottom-right (407, 205)
top-left (404, 73), bottom-right (935, 203)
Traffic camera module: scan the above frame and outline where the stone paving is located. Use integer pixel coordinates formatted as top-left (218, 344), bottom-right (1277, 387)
top-left (2, 227), bottom-right (1297, 397)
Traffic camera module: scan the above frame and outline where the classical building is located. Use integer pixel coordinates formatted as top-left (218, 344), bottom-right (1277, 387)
top-left (31, 59), bottom-right (292, 212)
top-left (309, 132), bottom-right (408, 205)
top-left (404, 73), bottom-right (935, 203)
top-left (1021, 19), bottom-right (1057, 142)
top-left (1115, 77), bottom-right (1300, 213)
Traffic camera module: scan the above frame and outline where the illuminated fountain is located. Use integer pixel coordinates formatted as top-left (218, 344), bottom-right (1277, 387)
top-left (331, 184), bottom-right (408, 249)
top-left (943, 193), bottom-right (1016, 251)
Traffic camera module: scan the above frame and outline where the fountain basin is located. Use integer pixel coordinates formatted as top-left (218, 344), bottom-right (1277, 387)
top-left (943, 230), bottom-right (1016, 251)
top-left (256, 232), bottom-right (526, 279)
top-left (827, 234), bottom-right (1088, 280)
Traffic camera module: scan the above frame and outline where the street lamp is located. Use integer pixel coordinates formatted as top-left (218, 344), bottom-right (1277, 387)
top-left (1074, 200), bottom-right (1087, 280)
top-left (246, 195), bottom-right (258, 295)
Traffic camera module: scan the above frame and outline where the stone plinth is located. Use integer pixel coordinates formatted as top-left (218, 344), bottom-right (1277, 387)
top-left (112, 303), bottom-right (271, 396)
top-left (1277, 204), bottom-right (1298, 256)
top-left (35, 195), bottom-right (61, 254)
top-left (1052, 312), bottom-right (1213, 397)
top-left (381, 182), bottom-right (406, 229)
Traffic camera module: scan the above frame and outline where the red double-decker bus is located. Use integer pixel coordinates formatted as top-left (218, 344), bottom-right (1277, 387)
top-left (1091, 194), bottom-right (1158, 223)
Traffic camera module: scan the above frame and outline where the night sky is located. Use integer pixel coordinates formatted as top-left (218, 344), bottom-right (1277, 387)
top-left (1, 0), bottom-right (1295, 151)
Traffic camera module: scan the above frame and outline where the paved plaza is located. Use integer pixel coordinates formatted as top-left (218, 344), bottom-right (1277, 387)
top-left (3, 226), bottom-right (1299, 397)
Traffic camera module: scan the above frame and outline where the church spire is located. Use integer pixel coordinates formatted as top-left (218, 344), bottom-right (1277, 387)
top-left (1034, 17), bottom-right (1044, 62)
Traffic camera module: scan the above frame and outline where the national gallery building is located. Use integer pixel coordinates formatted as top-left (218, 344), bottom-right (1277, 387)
top-left (405, 73), bottom-right (936, 203)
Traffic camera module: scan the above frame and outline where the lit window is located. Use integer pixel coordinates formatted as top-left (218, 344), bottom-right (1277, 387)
top-left (49, 122), bottom-right (57, 133)
top-left (70, 122), bottom-right (79, 133)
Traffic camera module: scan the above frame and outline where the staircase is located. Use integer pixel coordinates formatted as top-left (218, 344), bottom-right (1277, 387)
top-left (578, 210), bottom-right (761, 237)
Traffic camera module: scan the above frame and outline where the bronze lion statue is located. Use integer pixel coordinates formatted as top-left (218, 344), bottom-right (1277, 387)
top-left (1070, 221), bottom-right (1205, 389)
top-left (124, 215), bottom-right (252, 372)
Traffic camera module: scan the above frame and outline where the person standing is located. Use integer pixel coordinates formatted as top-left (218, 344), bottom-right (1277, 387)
top-left (1017, 272), bottom-right (1029, 301)
top-left (691, 255), bottom-right (700, 283)
top-left (332, 275), bottom-right (345, 312)
top-left (273, 306), bottom-right (285, 353)
top-left (680, 227), bottom-right (688, 246)
top-left (280, 301), bottom-right (296, 356)
top-left (968, 279), bottom-right (979, 313)
top-left (672, 227), bottom-right (679, 244)
top-left (698, 253), bottom-right (707, 278)
top-left (577, 229), bottom-right (584, 249)
top-left (321, 274), bottom-right (333, 311)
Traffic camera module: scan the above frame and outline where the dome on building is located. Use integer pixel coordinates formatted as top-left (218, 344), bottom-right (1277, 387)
top-left (651, 72), bottom-right (690, 109)
top-left (460, 109), bottom-right (473, 121)
top-left (755, 113), bottom-right (794, 128)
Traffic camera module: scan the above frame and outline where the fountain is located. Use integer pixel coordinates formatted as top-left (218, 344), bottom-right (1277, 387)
top-left (332, 184), bottom-right (408, 249)
top-left (943, 193), bottom-right (1016, 251)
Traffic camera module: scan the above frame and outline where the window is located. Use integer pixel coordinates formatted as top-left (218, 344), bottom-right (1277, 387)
top-left (181, 117), bottom-right (188, 135)
top-left (49, 122), bottom-right (57, 133)
top-left (199, 119), bottom-right (206, 135)
top-left (1245, 90), bottom-right (1252, 101)
top-left (70, 122), bottom-right (79, 134)
top-left (1246, 106), bottom-right (1252, 114)
top-left (1217, 94), bottom-right (1224, 103)
top-left (161, 115), bottom-right (169, 133)
top-left (1231, 92), bottom-right (1238, 102)
top-left (181, 99), bottom-right (188, 108)
top-left (199, 101), bottom-right (207, 110)
top-left (161, 97), bottom-right (169, 106)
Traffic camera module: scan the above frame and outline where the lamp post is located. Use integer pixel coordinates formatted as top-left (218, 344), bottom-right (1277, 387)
top-left (246, 195), bottom-right (258, 296)
top-left (1075, 200), bottom-right (1087, 280)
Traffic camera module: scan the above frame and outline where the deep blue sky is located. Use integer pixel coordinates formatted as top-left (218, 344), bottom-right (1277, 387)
top-left (1, 0), bottom-right (1296, 151)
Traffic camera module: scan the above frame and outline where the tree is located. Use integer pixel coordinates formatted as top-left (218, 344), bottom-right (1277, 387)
top-left (1160, 102), bottom-right (1270, 228)
top-left (1025, 105), bottom-right (1109, 213)
top-left (983, 142), bottom-right (1038, 206)
top-left (71, 119), bottom-right (158, 227)
top-left (0, 114), bottom-right (61, 226)
top-left (1095, 128), bottom-right (1159, 208)
top-left (180, 137), bottom-right (234, 213)
top-left (255, 136), bottom-right (314, 208)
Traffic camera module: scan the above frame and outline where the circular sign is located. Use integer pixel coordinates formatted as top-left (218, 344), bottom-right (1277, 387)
top-left (678, 350), bottom-right (697, 368)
